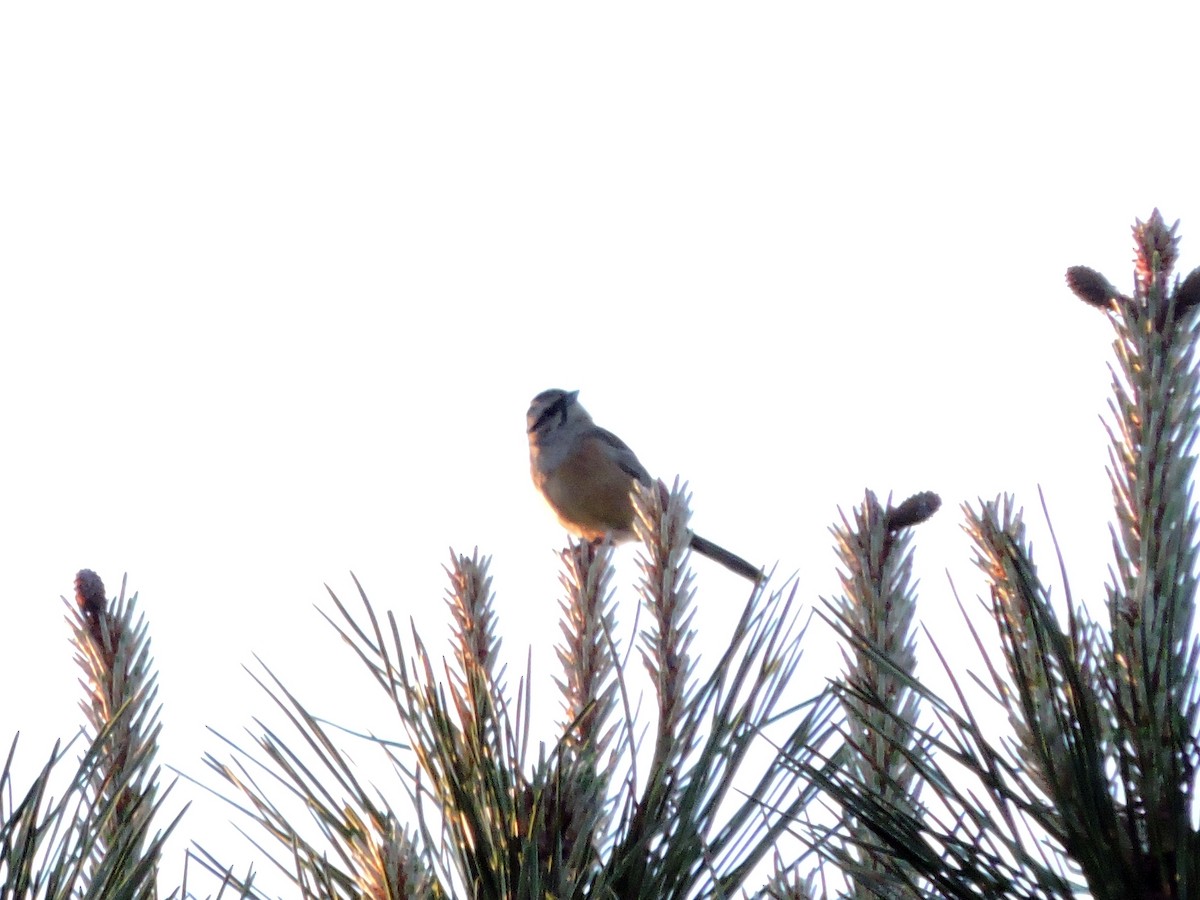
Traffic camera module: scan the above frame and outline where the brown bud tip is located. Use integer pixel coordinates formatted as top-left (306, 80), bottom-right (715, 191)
top-left (886, 491), bottom-right (942, 532)
top-left (1065, 266), bottom-right (1120, 309)
top-left (74, 569), bottom-right (106, 616)
top-left (1176, 266), bottom-right (1200, 312)
top-left (1132, 209), bottom-right (1181, 290)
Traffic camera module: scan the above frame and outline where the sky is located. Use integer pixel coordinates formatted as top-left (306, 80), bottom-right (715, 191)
top-left (2, 2), bottom-right (1199, 895)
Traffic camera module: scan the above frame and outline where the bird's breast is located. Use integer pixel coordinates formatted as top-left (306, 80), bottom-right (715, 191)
top-left (535, 437), bottom-right (639, 542)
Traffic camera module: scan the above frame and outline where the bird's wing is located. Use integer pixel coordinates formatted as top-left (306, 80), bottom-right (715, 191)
top-left (590, 427), bottom-right (652, 486)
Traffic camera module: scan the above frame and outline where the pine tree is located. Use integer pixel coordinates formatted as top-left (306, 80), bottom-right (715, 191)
top-left (7, 213), bottom-right (1196, 899)
top-left (805, 211), bottom-right (1200, 899)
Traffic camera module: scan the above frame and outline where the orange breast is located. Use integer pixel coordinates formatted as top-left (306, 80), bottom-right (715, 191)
top-left (540, 438), bottom-right (638, 541)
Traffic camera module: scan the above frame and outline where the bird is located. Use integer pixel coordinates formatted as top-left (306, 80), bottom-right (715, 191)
top-left (526, 388), bottom-right (761, 582)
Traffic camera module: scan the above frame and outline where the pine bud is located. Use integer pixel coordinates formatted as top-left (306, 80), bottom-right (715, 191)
top-left (1065, 266), bottom-right (1120, 309)
top-left (886, 491), bottom-right (942, 531)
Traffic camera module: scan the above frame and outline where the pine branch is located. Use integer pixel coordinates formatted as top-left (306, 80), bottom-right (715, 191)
top-left (797, 489), bottom-right (1087, 899)
top-left (833, 490), bottom-right (935, 897)
top-left (965, 499), bottom-right (1128, 896)
top-left (197, 482), bottom-right (831, 899)
top-left (1, 571), bottom-right (182, 899)
top-left (801, 212), bottom-right (1200, 900)
top-left (603, 479), bottom-right (833, 900)
top-left (1092, 210), bottom-right (1200, 898)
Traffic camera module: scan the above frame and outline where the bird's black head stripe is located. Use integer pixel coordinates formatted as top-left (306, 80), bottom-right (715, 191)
top-left (530, 392), bottom-right (572, 433)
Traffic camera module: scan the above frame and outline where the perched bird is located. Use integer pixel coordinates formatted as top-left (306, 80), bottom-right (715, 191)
top-left (526, 388), bottom-right (761, 582)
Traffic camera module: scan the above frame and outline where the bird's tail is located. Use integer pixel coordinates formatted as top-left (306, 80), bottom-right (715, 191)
top-left (689, 534), bottom-right (762, 583)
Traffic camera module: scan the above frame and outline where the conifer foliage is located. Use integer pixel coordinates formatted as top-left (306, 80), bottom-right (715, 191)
top-left (4, 213), bottom-right (1198, 898)
top-left (805, 211), bottom-right (1200, 899)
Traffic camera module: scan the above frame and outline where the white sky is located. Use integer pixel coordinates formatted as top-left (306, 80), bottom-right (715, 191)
top-left (2, 2), bottom-right (1198, 895)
